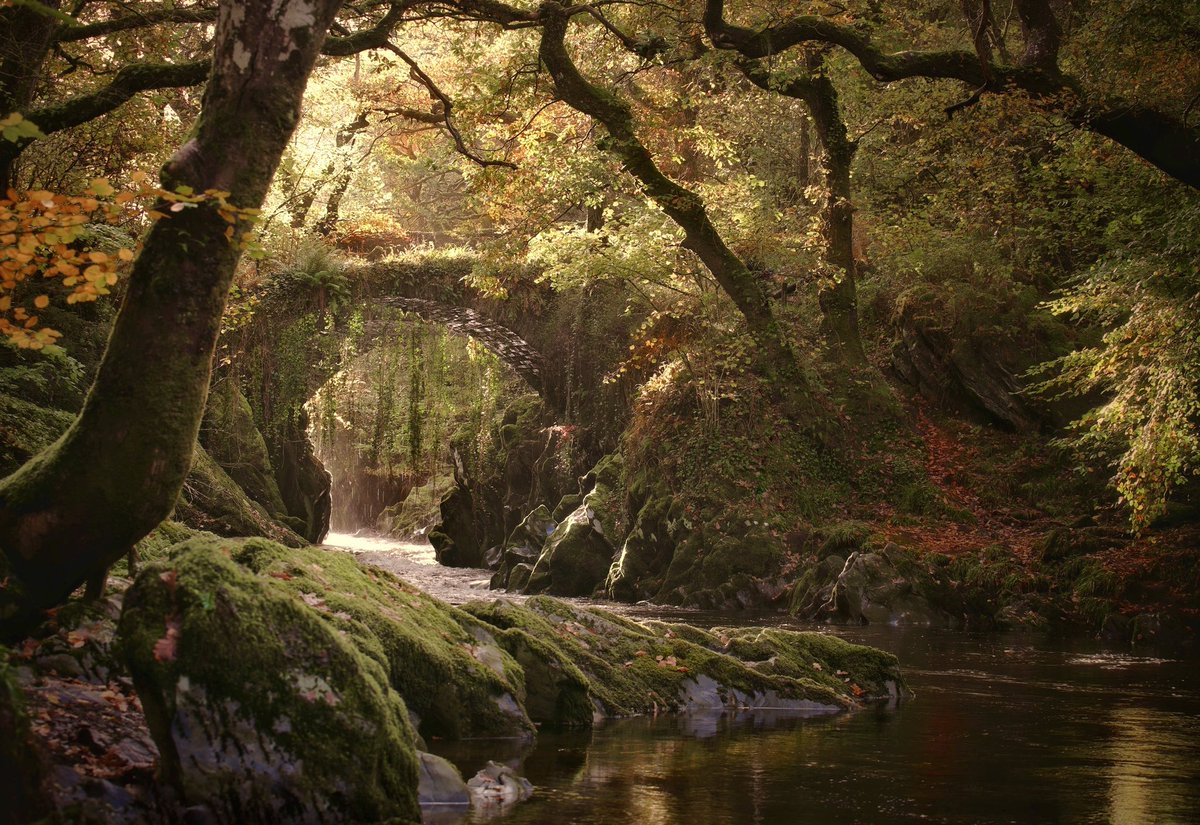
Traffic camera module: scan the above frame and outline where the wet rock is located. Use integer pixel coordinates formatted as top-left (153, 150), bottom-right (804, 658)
top-left (467, 761), bottom-right (533, 806)
top-left (417, 751), bottom-right (470, 807)
top-left (118, 541), bottom-right (420, 824)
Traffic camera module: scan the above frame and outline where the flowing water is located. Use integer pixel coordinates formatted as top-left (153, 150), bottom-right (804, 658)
top-left (323, 534), bottom-right (1200, 825)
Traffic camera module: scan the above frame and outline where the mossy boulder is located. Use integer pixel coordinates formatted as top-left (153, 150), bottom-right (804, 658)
top-left (463, 596), bottom-right (906, 720)
top-left (489, 505), bottom-right (557, 590)
top-left (175, 445), bottom-right (306, 548)
top-left (605, 476), bottom-right (684, 602)
top-left (830, 548), bottom-right (953, 625)
top-left (118, 540), bottom-right (421, 824)
top-left (579, 452), bottom-right (626, 546)
top-left (230, 541), bottom-right (534, 740)
top-left (200, 379), bottom-right (290, 519)
top-left (525, 506), bottom-right (615, 597)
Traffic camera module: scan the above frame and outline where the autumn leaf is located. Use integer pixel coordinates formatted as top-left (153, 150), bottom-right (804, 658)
top-left (153, 616), bottom-right (181, 663)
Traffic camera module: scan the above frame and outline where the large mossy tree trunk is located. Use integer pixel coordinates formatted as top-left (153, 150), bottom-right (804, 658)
top-left (0, 0), bottom-right (344, 623)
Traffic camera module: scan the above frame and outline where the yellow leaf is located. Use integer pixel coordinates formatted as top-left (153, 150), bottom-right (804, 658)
top-left (117, 247), bottom-right (134, 262)
top-left (88, 178), bottom-right (115, 197)
top-left (33, 295), bottom-right (48, 308)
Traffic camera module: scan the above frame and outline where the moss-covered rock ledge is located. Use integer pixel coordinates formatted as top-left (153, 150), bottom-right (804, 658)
top-left (115, 536), bottom-right (905, 819)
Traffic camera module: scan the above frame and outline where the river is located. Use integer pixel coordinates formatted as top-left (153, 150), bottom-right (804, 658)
top-left (323, 533), bottom-right (1200, 825)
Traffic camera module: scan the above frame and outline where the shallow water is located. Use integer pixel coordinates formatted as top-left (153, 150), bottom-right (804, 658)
top-left (325, 536), bottom-right (1200, 825)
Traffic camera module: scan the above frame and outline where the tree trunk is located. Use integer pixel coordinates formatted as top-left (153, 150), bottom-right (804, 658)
top-left (0, 0), bottom-right (61, 189)
top-left (537, 5), bottom-right (814, 412)
top-left (0, 0), bottom-right (344, 625)
top-left (737, 57), bottom-right (867, 365)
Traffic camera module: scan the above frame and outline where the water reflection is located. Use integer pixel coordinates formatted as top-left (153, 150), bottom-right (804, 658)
top-left (427, 628), bottom-right (1200, 825)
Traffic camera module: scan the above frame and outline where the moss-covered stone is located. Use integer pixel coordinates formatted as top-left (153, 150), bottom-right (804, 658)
top-left (230, 540), bottom-right (533, 740)
top-left (118, 540), bottom-right (420, 824)
top-left (463, 596), bottom-right (905, 720)
top-left (525, 506), bottom-right (615, 597)
top-left (200, 379), bottom-right (289, 519)
top-left (580, 452), bottom-right (627, 546)
top-left (175, 445), bottom-right (306, 547)
top-left (489, 505), bottom-right (557, 590)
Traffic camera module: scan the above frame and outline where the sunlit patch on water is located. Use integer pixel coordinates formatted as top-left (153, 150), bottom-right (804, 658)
top-left (322, 531), bottom-right (438, 565)
top-left (1065, 653), bottom-right (1174, 669)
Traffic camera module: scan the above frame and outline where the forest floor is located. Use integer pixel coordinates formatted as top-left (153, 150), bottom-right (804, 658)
top-left (860, 406), bottom-right (1200, 624)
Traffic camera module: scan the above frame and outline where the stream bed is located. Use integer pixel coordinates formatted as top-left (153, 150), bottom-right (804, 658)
top-left (323, 533), bottom-right (1200, 825)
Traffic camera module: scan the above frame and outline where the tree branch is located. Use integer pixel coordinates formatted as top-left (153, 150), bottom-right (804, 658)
top-left (54, 5), bottom-right (220, 43)
top-left (384, 41), bottom-right (517, 168)
top-left (703, 0), bottom-right (1200, 189)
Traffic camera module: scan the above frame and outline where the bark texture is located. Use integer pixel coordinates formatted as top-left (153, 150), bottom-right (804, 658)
top-left (0, 0), bottom-right (344, 622)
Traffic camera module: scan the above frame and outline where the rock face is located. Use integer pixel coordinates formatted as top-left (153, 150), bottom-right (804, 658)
top-left (118, 540), bottom-right (420, 824)
top-left (524, 507), bottom-right (615, 597)
top-left (432, 396), bottom-right (579, 568)
top-left (199, 380), bottom-right (291, 522)
top-left (174, 446), bottom-right (307, 548)
top-left (504, 453), bottom-right (625, 598)
top-left (273, 410), bottom-right (333, 544)
top-left (489, 505), bottom-right (557, 590)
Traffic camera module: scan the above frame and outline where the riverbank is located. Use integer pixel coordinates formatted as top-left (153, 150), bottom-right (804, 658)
top-left (3, 534), bottom-right (904, 823)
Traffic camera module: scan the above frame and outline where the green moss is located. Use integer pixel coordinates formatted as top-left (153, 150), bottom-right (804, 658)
top-left (0, 393), bottom-right (75, 476)
top-left (174, 445), bottom-right (306, 547)
top-left (229, 542), bottom-right (533, 739)
top-left (118, 539), bottom-right (420, 823)
top-left (464, 595), bottom-right (904, 718)
top-left (200, 379), bottom-right (289, 518)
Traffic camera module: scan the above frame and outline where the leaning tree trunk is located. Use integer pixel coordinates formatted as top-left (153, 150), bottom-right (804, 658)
top-left (537, 5), bottom-right (815, 415)
top-left (0, 0), bottom-right (344, 625)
